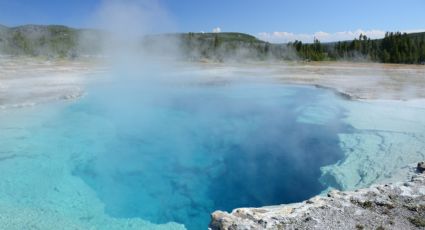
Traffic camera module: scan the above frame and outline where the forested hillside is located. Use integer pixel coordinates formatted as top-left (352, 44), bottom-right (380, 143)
top-left (0, 25), bottom-right (101, 58)
top-left (289, 32), bottom-right (425, 64)
top-left (0, 24), bottom-right (424, 64)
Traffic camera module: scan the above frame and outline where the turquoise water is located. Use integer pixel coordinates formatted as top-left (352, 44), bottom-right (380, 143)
top-left (0, 81), bottom-right (350, 229)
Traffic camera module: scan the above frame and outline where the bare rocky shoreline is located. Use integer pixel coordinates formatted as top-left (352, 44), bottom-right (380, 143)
top-left (1, 58), bottom-right (424, 108)
top-left (195, 61), bottom-right (425, 100)
top-left (210, 165), bottom-right (425, 230)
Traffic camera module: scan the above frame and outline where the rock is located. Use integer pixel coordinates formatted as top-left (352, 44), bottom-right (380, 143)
top-left (209, 171), bottom-right (425, 230)
top-left (417, 162), bottom-right (425, 173)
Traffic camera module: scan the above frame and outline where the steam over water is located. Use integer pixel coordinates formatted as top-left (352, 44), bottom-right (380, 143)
top-left (65, 80), bottom-right (349, 229)
top-left (2, 68), bottom-right (425, 229)
top-left (1, 1), bottom-right (425, 229)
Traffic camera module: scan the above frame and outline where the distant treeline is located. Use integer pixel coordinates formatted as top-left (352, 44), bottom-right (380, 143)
top-left (288, 32), bottom-right (425, 64)
top-left (0, 25), bottom-right (102, 58)
top-left (176, 32), bottom-right (296, 61)
top-left (1, 24), bottom-right (425, 64)
top-left (164, 31), bottom-right (425, 64)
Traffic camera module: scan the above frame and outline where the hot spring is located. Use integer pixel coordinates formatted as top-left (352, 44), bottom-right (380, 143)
top-left (1, 69), bottom-right (424, 230)
top-left (0, 74), bottom-right (349, 229)
top-left (74, 81), bottom-right (351, 230)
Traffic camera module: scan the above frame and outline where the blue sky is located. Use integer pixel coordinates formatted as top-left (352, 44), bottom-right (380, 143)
top-left (0, 0), bottom-right (424, 42)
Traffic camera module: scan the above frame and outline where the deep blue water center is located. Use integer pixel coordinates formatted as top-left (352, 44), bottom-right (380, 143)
top-left (68, 82), bottom-right (348, 229)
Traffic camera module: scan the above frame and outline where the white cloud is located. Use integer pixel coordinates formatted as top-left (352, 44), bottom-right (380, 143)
top-left (212, 27), bottom-right (221, 33)
top-left (257, 29), bottom-right (425, 43)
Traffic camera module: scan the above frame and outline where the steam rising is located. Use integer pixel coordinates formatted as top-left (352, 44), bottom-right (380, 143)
top-left (70, 1), bottom-right (425, 230)
top-left (88, 0), bottom-right (179, 73)
top-left (1, 2), bottom-right (425, 230)
top-left (93, 0), bottom-right (170, 37)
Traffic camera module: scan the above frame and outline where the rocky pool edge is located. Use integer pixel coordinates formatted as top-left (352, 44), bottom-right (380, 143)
top-left (209, 163), bottom-right (425, 229)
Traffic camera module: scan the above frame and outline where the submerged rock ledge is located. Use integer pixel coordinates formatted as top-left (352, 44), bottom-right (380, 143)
top-left (209, 166), bottom-right (425, 230)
